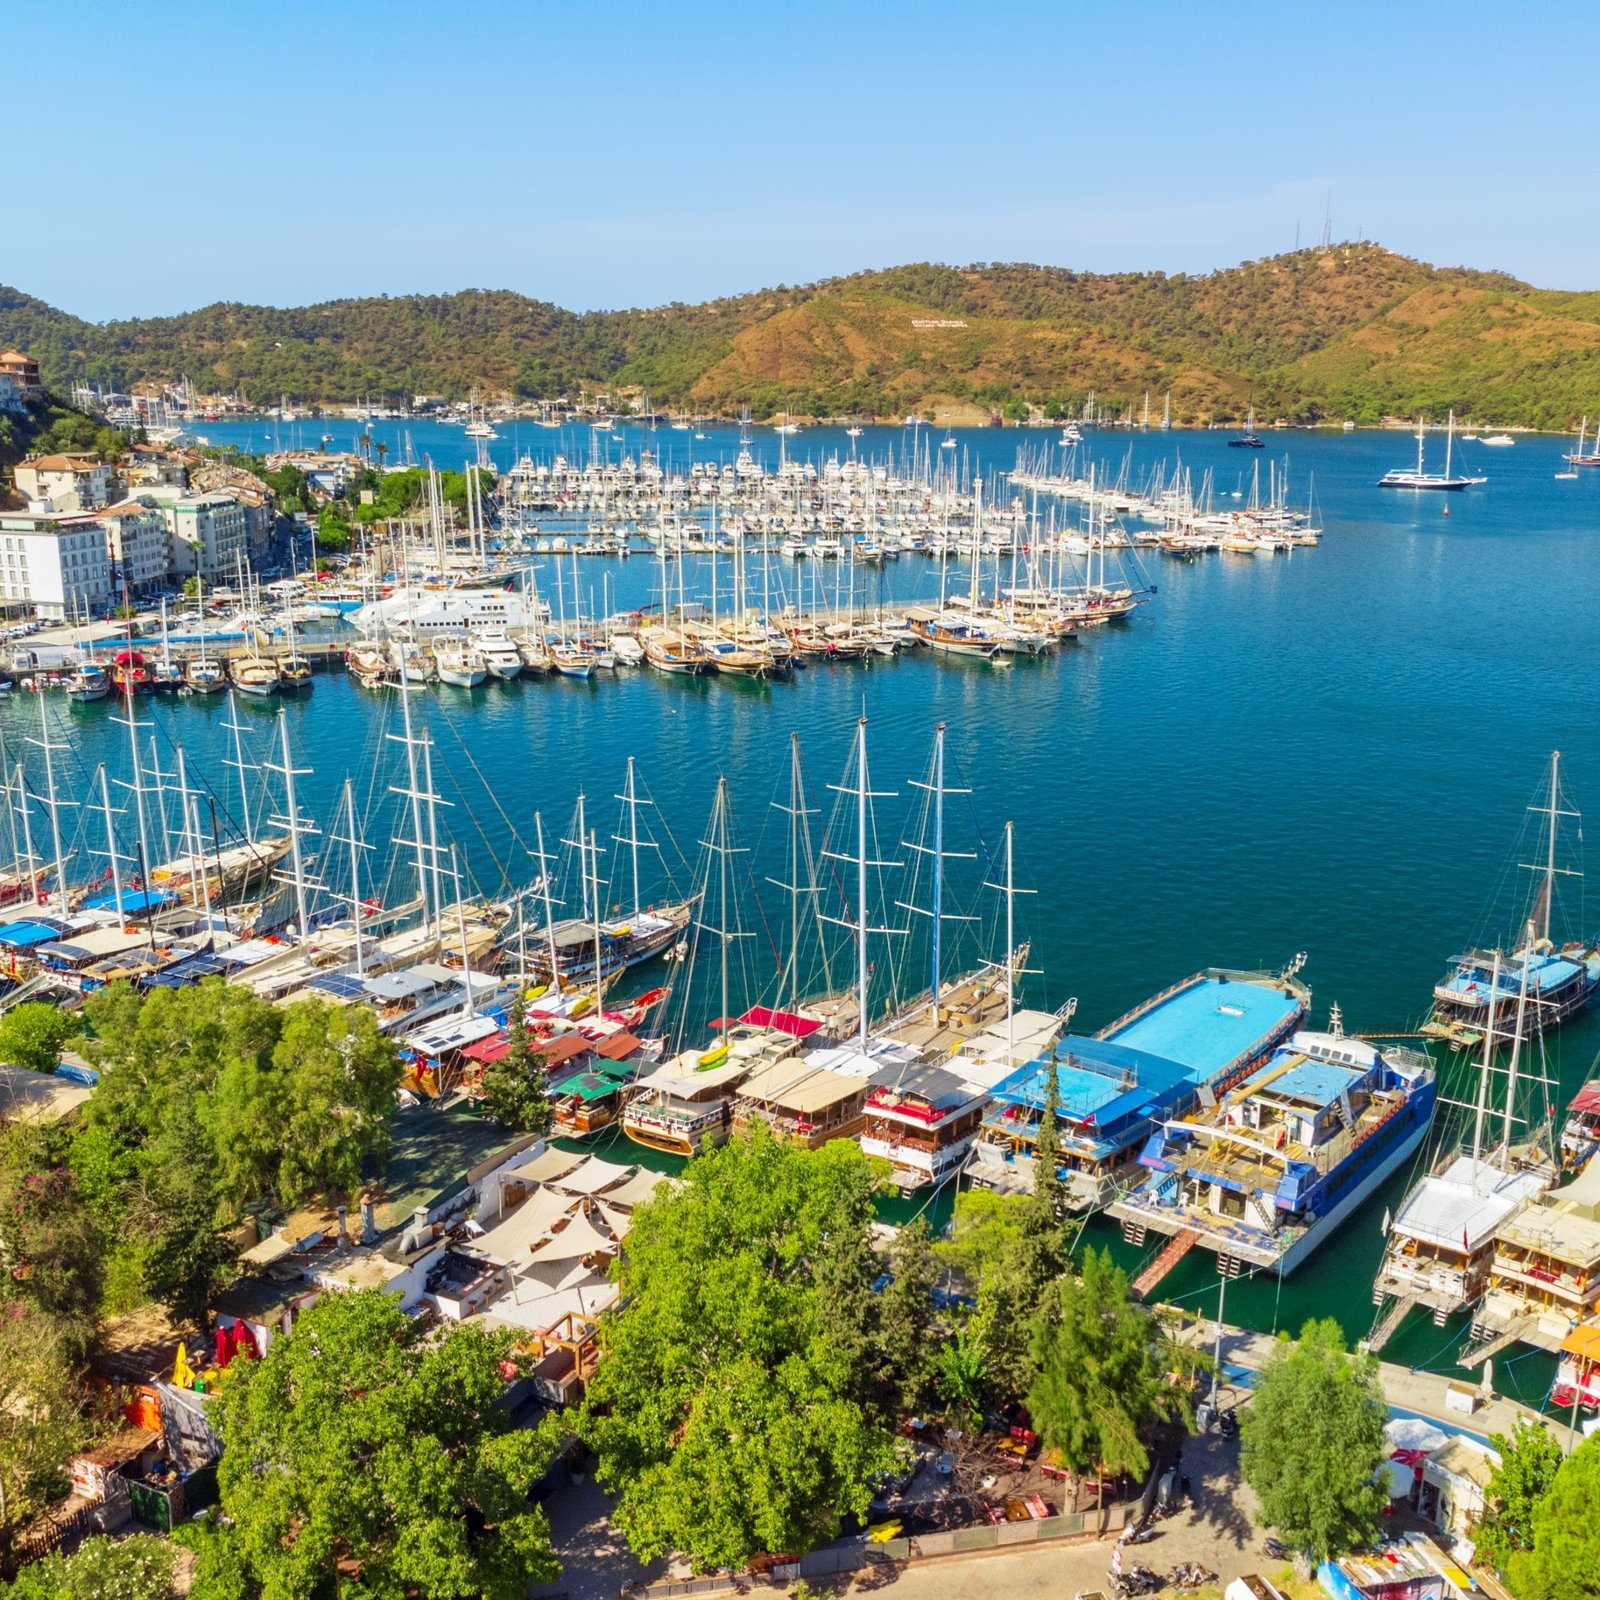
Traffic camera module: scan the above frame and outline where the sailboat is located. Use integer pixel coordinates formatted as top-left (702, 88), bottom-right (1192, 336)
top-left (1368, 939), bottom-right (1558, 1350)
top-left (1228, 407), bottom-right (1265, 449)
top-left (1562, 415), bottom-right (1600, 473)
top-left (1377, 411), bottom-right (1486, 491)
top-left (1423, 752), bottom-right (1600, 1051)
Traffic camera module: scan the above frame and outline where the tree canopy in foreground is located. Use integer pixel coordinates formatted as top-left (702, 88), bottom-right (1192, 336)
top-left (196, 1288), bottom-right (560, 1600)
top-left (580, 1125), bottom-right (897, 1571)
top-left (1506, 1431), bottom-right (1600, 1599)
top-left (1240, 1317), bottom-right (1387, 1563)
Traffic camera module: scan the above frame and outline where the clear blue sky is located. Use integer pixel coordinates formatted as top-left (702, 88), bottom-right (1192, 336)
top-left (7, 0), bottom-right (1589, 319)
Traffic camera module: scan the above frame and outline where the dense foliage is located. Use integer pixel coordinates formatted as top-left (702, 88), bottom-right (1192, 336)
top-left (8, 244), bottom-right (1600, 425)
top-left (579, 1126), bottom-right (901, 1570)
top-left (1026, 1247), bottom-right (1190, 1489)
top-left (194, 1288), bottom-right (560, 1600)
top-left (0, 1304), bottom-right (89, 1563)
top-left (8, 1533), bottom-right (177, 1600)
top-left (1504, 1432), bottom-right (1600, 1599)
top-left (67, 979), bottom-right (401, 1329)
top-left (479, 992), bottom-right (553, 1136)
top-left (1240, 1318), bottom-right (1388, 1562)
top-left (0, 1001), bottom-right (82, 1073)
top-left (1476, 1419), bottom-right (1564, 1576)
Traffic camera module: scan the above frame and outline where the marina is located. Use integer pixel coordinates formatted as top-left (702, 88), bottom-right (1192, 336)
top-left (1, 419), bottom-right (1599, 1414)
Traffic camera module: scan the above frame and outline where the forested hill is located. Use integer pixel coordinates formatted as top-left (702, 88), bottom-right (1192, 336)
top-left (6, 243), bottom-right (1600, 426)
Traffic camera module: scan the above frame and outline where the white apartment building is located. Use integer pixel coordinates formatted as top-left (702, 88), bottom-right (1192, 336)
top-left (97, 499), bottom-right (171, 597)
top-left (13, 453), bottom-right (114, 512)
top-left (0, 513), bottom-right (113, 620)
top-left (164, 492), bottom-right (249, 582)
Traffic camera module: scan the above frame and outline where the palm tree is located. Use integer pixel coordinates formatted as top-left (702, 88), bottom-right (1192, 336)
top-left (374, 440), bottom-right (388, 469)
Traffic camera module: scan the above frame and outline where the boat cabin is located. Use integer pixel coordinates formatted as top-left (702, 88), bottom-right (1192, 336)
top-left (970, 1038), bottom-right (1194, 1211)
top-left (860, 1061), bottom-right (990, 1191)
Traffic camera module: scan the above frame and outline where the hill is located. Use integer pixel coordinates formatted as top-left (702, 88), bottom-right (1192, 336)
top-left (6, 244), bottom-right (1600, 426)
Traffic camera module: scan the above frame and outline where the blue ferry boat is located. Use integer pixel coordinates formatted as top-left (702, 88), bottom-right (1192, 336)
top-left (1108, 1017), bottom-right (1437, 1278)
top-left (968, 964), bottom-right (1310, 1211)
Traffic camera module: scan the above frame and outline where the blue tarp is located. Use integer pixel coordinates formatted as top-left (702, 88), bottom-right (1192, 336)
top-left (0, 920), bottom-right (67, 948)
top-left (83, 888), bottom-right (177, 914)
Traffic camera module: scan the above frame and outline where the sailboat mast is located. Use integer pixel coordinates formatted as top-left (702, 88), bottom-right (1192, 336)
top-left (717, 780), bottom-right (730, 1044)
top-left (344, 778), bottom-right (365, 978)
top-left (534, 810), bottom-right (560, 981)
top-left (1470, 952), bottom-right (1500, 1159)
top-left (276, 713), bottom-right (311, 941)
top-left (1542, 751), bottom-right (1560, 944)
top-left (1501, 925), bottom-right (1536, 1167)
top-left (625, 758), bottom-right (641, 916)
top-left (856, 720), bottom-right (870, 1053)
top-left (931, 725), bottom-right (945, 1006)
top-left (97, 764), bottom-right (124, 920)
top-left (1005, 820), bottom-right (1016, 1053)
top-left (34, 694), bottom-right (69, 914)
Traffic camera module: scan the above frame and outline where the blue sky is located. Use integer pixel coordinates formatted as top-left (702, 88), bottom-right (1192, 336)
top-left (7, 0), bottom-right (1588, 319)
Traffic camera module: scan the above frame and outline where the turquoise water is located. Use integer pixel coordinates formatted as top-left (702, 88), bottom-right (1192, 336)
top-left (19, 420), bottom-right (1600, 1406)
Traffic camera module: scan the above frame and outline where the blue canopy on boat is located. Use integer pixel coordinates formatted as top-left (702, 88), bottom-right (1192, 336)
top-left (82, 888), bottom-right (177, 914)
top-left (0, 920), bottom-right (67, 949)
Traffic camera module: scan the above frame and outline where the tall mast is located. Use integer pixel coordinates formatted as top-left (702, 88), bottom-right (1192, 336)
top-left (768, 733), bottom-right (828, 1017)
top-left (268, 711), bottom-right (314, 942)
top-left (822, 717), bottom-right (901, 1054)
top-left (620, 758), bottom-right (641, 916)
top-left (388, 667), bottom-right (431, 923)
top-left (223, 690), bottom-right (255, 848)
top-left (1470, 951), bottom-right (1500, 1161)
top-left (1501, 923), bottom-right (1537, 1168)
top-left (30, 694), bottom-right (71, 914)
top-left (1004, 821), bottom-right (1016, 1052)
top-left (336, 777), bottom-right (371, 977)
top-left (95, 764), bottom-right (126, 921)
top-left (533, 810), bottom-right (561, 982)
top-left (901, 723), bottom-right (973, 1009)
top-left (12, 763), bottom-right (35, 907)
top-left (112, 679), bottom-right (153, 888)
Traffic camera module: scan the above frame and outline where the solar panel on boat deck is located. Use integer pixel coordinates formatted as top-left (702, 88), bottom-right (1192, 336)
top-left (310, 973), bottom-right (367, 999)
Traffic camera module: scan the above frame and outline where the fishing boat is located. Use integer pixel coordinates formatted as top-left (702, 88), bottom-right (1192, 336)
top-left (276, 653), bottom-right (314, 693)
top-left (346, 642), bottom-right (396, 689)
top-left (1108, 1012), bottom-right (1436, 1278)
top-left (230, 654), bottom-right (280, 697)
top-left (150, 657), bottom-right (183, 693)
top-left (65, 663), bottom-right (110, 702)
top-left (1378, 412), bottom-right (1486, 491)
top-left (110, 650), bottom-right (150, 697)
top-left (184, 656), bottom-right (226, 693)
top-left (1423, 753), bottom-right (1600, 1051)
top-left (547, 641), bottom-right (595, 679)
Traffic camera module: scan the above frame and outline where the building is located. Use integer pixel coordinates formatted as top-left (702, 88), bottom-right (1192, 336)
top-left (0, 370), bottom-right (24, 413)
top-left (164, 492), bottom-right (249, 582)
top-left (13, 453), bottom-right (114, 512)
top-left (0, 349), bottom-right (43, 400)
top-left (0, 512), bottom-right (113, 619)
top-left (97, 499), bottom-right (171, 597)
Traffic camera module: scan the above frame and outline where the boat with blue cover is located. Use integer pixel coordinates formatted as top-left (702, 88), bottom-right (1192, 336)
top-left (1109, 1010), bottom-right (1437, 1277)
top-left (1423, 752), bottom-right (1600, 1051)
top-left (968, 962), bottom-right (1310, 1211)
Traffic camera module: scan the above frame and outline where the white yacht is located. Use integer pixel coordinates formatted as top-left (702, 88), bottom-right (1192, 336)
top-left (474, 630), bottom-right (525, 680)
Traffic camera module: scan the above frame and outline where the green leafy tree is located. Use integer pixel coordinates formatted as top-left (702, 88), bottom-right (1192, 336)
top-left (9, 1532), bottom-right (176, 1600)
top-left (0, 1125), bottom-right (102, 1356)
top-left (204, 1288), bottom-right (560, 1600)
top-left (0, 1304), bottom-right (89, 1564)
top-left (875, 1219), bottom-right (939, 1420)
top-left (1508, 1433), bottom-right (1600, 1599)
top-left (1031, 1061), bottom-right (1064, 1222)
top-left (1026, 1247), bottom-right (1186, 1501)
top-left (479, 993), bottom-right (552, 1136)
top-left (936, 1321), bottom-right (990, 1436)
top-left (580, 1126), bottom-right (895, 1570)
top-left (1475, 1418), bottom-right (1563, 1576)
top-left (1240, 1318), bottom-right (1387, 1563)
top-left (939, 1186), bottom-right (1061, 1399)
top-left (0, 1002), bottom-right (81, 1072)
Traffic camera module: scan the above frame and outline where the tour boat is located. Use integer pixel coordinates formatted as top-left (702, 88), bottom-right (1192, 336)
top-left (474, 630), bottom-right (525, 680)
top-left (1562, 1079), bottom-right (1600, 1172)
top-left (184, 656), bottom-right (227, 693)
top-left (276, 654), bottom-right (315, 693)
top-left (433, 640), bottom-right (488, 688)
top-left (110, 650), bottom-right (150, 696)
top-left (1109, 1016), bottom-right (1437, 1278)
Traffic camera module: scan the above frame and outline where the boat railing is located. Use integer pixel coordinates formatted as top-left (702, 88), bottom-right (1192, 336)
top-left (1096, 972), bottom-right (1203, 1040)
